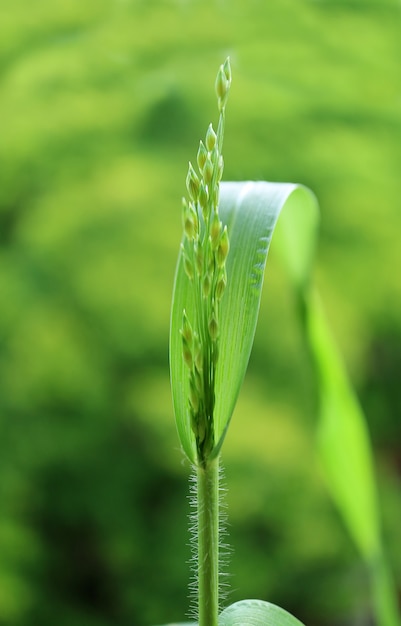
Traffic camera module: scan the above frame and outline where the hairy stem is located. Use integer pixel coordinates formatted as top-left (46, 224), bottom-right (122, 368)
top-left (197, 456), bottom-right (220, 626)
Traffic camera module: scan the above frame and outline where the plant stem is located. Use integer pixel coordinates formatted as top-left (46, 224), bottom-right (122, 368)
top-left (197, 456), bottom-right (220, 626)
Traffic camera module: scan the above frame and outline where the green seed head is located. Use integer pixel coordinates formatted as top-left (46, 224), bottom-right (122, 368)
top-left (210, 144), bottom-right (219, 167)
top-left (223, 57), bottom-right (232, 83)
top-left (203, 155), bottom-right (214, 187)
top-left (183, 205), bottom-right (197, 240)
top-left (197, 140), bottom-right (207, 173)
top-left (186, 161), bottom-right (200, 202)
top-left (215, 57), bottom-right (231, 112)
top-left (205, 123), bottom-right (217, 151)
top-left (216, 74), bottom-right (228, 111)
top-left (203, 273), bottom-right (211, 298)
top-left (179, 58), bottom-right (232, 464)
top-left (210, 213), bottom-right (222, 249)
top-left (184, 257), bottom-right (194, 279)
top-left (198, 181), bottom-right (208, 211)
top-left (217, 225), bottom-right (229, 268)
top-left (182, 335), bottom-right (193, 369)
top-left (215, 68), bottom-right (228, 102)
top-left (215, 58), bottom-right (231, 112)
top-left (181, 309), bottom-right (193, 344)
top-left (215, 268), bottom-right (227, 300)
top-left (209, 314), bottom-right (219, 342)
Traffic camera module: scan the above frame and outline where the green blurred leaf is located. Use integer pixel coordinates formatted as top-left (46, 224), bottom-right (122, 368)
top-left (306, 290), bottom-right (381, 558)
top-left (277, 204), bottom-right (401, 626)
top-left (219, 599), bottom-right (304, 626)
top-left (302, 291), bottom-right (400, 626)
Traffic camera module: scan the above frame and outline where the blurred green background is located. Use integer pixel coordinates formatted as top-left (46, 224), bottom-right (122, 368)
top-left (1, 0), bottom-right (401, 624)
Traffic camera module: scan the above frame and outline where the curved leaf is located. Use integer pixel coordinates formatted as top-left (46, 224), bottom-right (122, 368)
top-left (219, 599), bottom-right (304, 626)
top-left (276, 199), bottom-right (400, 626)
top-left (170, 181), bottom-right (318, 463)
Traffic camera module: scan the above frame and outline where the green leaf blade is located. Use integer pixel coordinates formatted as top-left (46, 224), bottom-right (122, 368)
top-left (278, 203), bottom-right (400, 626)
top-left (306, 290), bottom-right (381, 559)
top-left (213, 181), bottom-right (318, 456)
top-left (169, 181), bottom-right (318, 462)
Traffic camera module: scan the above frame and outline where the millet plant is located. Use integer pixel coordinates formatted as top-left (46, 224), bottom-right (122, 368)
top-left (165, 60), bottom-right (400, 626)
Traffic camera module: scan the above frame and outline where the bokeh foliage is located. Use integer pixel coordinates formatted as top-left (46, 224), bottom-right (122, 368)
top-left (1, 0), bottom-right (400, 625)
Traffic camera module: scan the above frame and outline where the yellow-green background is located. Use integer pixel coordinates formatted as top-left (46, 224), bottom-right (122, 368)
top-left (1, 0), bottom-right (400, 624)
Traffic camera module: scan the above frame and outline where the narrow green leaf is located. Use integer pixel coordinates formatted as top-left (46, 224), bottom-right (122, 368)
top-left (273, 189), bottom-right (382, 560)
top-left (302, 290), bottom-right (400, 626)
top-left (306, 290), bottom-right (381, 558)
top-left (276, 207), bottom-right (400, 626)
top-left (219, 599), bottom-right (305, 626)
